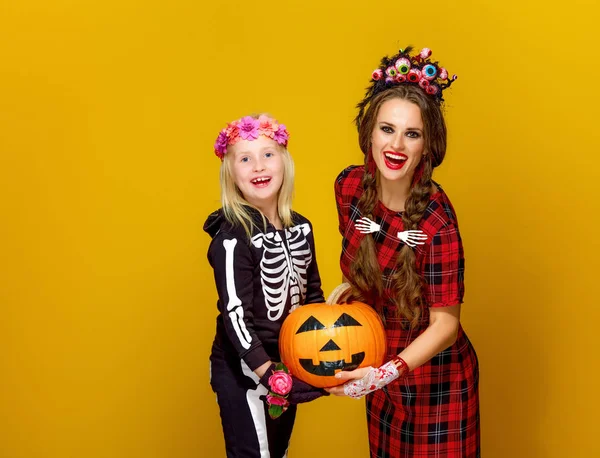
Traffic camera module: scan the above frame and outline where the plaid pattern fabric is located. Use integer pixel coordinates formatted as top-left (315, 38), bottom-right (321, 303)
top-left (335, 165), bottom-right (480, 457)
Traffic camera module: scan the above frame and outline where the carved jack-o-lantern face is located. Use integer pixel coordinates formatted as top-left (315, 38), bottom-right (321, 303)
top-left (279, 302), bottom-right (386, 388)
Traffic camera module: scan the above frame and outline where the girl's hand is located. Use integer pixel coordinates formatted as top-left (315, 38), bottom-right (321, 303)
top-left (325, 367), bottom-right (373, 396)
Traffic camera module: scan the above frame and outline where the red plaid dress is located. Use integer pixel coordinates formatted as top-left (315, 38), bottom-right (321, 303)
top-left (335, 165), bottom-right (480, 458)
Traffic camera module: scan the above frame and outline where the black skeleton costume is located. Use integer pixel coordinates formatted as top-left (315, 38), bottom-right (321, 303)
top-left (205, 207), bottom-right (324, 458)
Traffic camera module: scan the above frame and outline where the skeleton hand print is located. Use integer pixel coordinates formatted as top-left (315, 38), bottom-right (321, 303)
top-left (397, 230), bottom-right (428, 247)
top-left (355, 217), bottom-right (381, 234)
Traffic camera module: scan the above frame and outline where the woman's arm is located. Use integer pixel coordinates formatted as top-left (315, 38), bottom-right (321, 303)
top-left (396, 304), bottom-right (460, 370)
top-left (326, 304), bottom-right (460, 395)
top-left (328, 222), bottom-right (465, 396)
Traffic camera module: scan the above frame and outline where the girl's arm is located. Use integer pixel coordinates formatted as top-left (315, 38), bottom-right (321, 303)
top-left (208, 233), bottom-right (271, 373)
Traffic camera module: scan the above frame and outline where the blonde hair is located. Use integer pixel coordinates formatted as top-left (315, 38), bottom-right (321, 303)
top-left (220, 141), bottom-right (295, 239)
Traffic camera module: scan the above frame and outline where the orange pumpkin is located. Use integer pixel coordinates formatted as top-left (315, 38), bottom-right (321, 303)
top-left (279, 301), bottom-right (386, 388)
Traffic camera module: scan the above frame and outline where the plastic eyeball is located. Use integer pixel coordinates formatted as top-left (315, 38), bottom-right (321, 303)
top-left (419, 78), bottom-right (430, 89)
top-left (407, 68), bottom-right (421, 82)
top-left (386, 66), bottom-right (398, 77)
top-left (394, 74), bottom-right (407, 83)
top-left (452, 74), bottom-right (458, 81)
top-left (372, 69), bottom-right (383, 81)
top-left (422, 64), bottom-right (437, 80)
top-left (385, 76), bottom-right (395, 84)
top-left (420, 48), bottom-right (432, 59)
top-left (439, 67), bottom-right (448, 80)
top-left (426, 84), bottom-right (439, 95)
top-left (395, 58), bottom-right (411, 75)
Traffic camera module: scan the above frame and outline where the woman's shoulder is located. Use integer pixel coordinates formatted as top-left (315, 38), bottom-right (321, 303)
top-left (335, 164), bottom-right (363, 184)
top-left (422, 182), bottom-right (461, 233)
top-left (335, 165), bottom-right (364, 198)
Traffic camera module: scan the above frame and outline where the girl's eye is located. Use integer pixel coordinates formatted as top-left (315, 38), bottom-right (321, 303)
top-left (241, 157), bottom-right (250, 163)
top-left (381, 126), bottom-right (394, 134)
top-left (265, 152), bottom-right (274, 158)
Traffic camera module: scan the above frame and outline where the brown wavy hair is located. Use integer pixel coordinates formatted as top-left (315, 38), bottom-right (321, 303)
top-left (348, 85), bottom-right (447, 328)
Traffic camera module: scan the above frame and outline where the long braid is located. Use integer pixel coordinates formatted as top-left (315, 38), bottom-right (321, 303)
top-left (391, 156), bottom-right (434, 327)
top-left (348, 153), bottom-right (383, 302)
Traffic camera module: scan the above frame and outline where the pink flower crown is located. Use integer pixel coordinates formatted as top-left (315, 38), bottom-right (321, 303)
top-left (370, 46), bottom-right (457, 100)
top-left (214, 115), bottom-right (290, 160)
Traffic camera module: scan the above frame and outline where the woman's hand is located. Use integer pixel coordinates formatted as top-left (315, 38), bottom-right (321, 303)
top-left (325, 357), bottom-right (407, 399)
top-left (325, 367), bottom-right (373, 396)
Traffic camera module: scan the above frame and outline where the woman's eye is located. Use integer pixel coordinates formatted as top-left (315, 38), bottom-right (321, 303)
top-left (406, 131), bottom-right (421, 138)
top-left (381, 126), bottom-right (393, 134)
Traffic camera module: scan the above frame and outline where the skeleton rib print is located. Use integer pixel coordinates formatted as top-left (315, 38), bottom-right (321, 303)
top-left (251, 223), bottom-right (312, 321)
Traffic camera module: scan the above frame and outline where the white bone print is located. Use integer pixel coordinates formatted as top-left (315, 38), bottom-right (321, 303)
top-left (286, 223), bottom-right (312, 312)
top-left (355, 217), bottom-right (381, 234)
top-left (251, 223), bottom-right (312, 321)
top-left (397, 230), bottom-right (428, 247)
top-left (223, 238), bottom-right (252, 349)
top-left (355, 216), bottom-right (427, 247)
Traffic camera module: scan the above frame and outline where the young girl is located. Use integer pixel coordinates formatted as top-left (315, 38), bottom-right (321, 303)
top-left (204, 114), bottom-right (326, 458)
top-left (327, 47), bottom-right (480, 457)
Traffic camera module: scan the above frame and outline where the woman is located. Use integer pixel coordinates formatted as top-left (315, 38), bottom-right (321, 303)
top-left (327, 47), bottom-right (480, 457)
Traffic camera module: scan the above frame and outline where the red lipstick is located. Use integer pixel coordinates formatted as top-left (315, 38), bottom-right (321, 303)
top-left (383, 151), bottom-right (408, 170)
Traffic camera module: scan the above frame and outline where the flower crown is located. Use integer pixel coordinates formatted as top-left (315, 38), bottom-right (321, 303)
top-left (214, 115), bottom-right (290, 160)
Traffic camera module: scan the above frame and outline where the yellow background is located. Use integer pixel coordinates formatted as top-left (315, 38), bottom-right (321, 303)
top-left (1, 1), bottom-right (598, 457)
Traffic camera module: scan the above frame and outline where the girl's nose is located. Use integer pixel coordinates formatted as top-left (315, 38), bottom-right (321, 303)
top-left (253, 159), bottom-right (265, 172)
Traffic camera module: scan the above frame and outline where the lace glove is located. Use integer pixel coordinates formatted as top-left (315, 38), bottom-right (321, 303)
top-left (343, 356), bottom-right (410, 399)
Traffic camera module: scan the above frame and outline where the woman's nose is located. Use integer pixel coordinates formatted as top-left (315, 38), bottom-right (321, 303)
top-left (391, 133), bottom-right (404, 150)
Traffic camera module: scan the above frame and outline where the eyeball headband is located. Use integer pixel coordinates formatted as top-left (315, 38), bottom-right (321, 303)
top-left (356, 46), bottom-right (458, 129)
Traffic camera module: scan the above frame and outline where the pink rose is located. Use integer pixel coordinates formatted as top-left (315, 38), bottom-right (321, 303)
top-left (268, 371), bottom-right (292, 396)
top-left (266, 394), bottom-right (289, 406)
